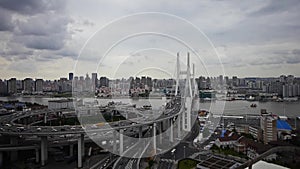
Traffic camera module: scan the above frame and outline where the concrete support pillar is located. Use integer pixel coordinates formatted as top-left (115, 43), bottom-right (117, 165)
top-left (177, 114), bottom-right (181, 139)
top-left (10, 136), bottom-right (18, 162)
top-left (81, 134), bottom-right (85, 157)
top-left (77, 134), bottom-right (84, 168)
top-left (119, 129), bottom-right (124, 154)
top-left (41, 136), bottom-right (48, 166)
top-left (182, 108), bottom-right (186, 130)
top-left (113, 130), bottom-right (117, 153)
top-left (153, 123), bottom-right (157, 155)
top-left (184, 97), bottom-right (192, 132)
top-left (139, 126), bottom-right (143, 140)
top-left (35, 148), bottom-right (39, 163)
top-left (69, 144), bottom-right (74, 157)
top-left (159, 122), bottom-right (163, 144)
top-left (165, 120), bottom-right (168, 135)
top-left (0, 152), bottom-right (3, 168)
top-left (44, 113), bottom-right (47, 124)
top-left (170, 119), bottom-right (174, 143)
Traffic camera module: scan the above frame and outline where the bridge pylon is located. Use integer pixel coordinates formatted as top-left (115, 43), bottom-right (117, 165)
top-left (175, 52), bottom-right (198, 132)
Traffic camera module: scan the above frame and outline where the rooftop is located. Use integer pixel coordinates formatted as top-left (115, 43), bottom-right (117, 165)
top-left (238, 136), bottom-right (271, 154)
top-left (197, 155), bottom-right (240, 169)
top-left (219, 130), bottom-right (240, 142)
top-left (277, 120), bottom-right (292, 130)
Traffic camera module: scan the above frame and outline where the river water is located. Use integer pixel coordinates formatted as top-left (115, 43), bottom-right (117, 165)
top-left (0, 96), bottom-right (299, 117)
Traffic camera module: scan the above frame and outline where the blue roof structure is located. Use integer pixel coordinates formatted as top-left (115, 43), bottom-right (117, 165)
top-left (221, 129), bottom-right (226, 138)
top-left (277, 120), bottom-right (292, 130)
top-left (16, 103), bottom-right (26, 107)
top-left (3, 104), bottom-right (14, 109)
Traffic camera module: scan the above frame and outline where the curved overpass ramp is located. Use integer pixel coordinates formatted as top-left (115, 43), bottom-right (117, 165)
top-left (236, 146), bottom-right (300, 169)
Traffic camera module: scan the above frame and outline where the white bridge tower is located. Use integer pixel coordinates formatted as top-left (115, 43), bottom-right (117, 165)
top-left (175, 52), bottom-right (198, 132)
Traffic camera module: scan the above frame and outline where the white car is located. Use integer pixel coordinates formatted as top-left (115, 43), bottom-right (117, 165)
top-left (17, 126), bottom-right (25, 131)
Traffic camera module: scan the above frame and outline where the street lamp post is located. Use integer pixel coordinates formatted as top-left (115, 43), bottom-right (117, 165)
top-left (171, 149), bottom-right (176, 161)
top-left (183, 146), bottom-right (186, 158)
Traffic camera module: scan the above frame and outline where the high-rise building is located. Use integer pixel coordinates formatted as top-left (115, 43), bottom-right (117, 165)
top-left (197, 76), bottom-right (207, 89)
top-left (69, 72), bottom-right (74, 81)
top-left (58, 78), bottom-right (71, 92)
top-left (141, 76), bottom-right (146, 84)
top-left (288, 85), bottom-right (293, 97)
top-left (135, 77), bottom-right (141, 88)
top-left (146, 77), bottom-right (152, 89)
top-left (78, 76), bottom-right (84, 91)
top-left (23, 78), bottom-right (33, 94)
top-left (99, 77), bottom-right (109, 87)
top-left (218, 75), bottom-right (223, 85)
top-left (91, 73), bottom-right (98, 90)
top-left (224, 76), bottom-right (229, 86)
top-left (247, 81), bottom-right (256, 89)
top-left (282, 85), bottom-right (289, 97)
top-left (7, 78), bottom-right (17, 94)
top-left (260, 111), bottom-right (277, 144)
top-left (239, 78), bottom-right (246, 86)
top-left (16, 80), bottom-right (23, 93)
top-left (256, 80), bottom-right (263, 89)
top-left (35, 79), bottom-right (44, 93)
top-left (279, 75), bottom-right (286, 83)
top-left (206, 77), bottom-right (211, 89)
top-left (232, 76), bottom-right (238, 87)
top-left (269, 81), bottom-right (283, 96)
top-left (0, 80), bottom-right (7, 95)
top-left (286, 75), bottom-right (294, 84)
top-left (73, 76), bottom-right (79, 91)
top-left (85, 74), bottom-right (91, 91)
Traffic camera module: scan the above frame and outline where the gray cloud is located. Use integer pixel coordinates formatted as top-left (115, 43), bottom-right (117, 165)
top-left (247, 48), bottom-right (300, 66)
top-left (206, 1), bottom-right (300, 46)
top-left (8, 59), bottom-right (37, 73)
top-left (285, 49), bottom-right (300, 64)
top-left (13, 11), bottom-right (72, 51)
top-left (249, 0), bottom-right (300, 17)
top-left (0, 41), bottom-right (33, 61)
top-left (0, 0), bottom-right (65, 15)
top-left (15, 34), bottom-right (65, 50)
top-left (1, 0), bottom-right (300, 78)
top-left (0, 8), bottom-right (14, 31)
top-left (15, 13), bottom-right (71, 36)
top-left (272, 49), bottom-right (300, 65)
top-left (55, 48), bottom-right (78, 58)
top-left (34, 54), bottom-right (64, 62)
top-left (0, 0), bottom-right (72, 64)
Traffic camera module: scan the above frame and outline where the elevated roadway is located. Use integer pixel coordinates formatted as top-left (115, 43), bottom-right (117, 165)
top-left (236, 146), bottom-right (300, 169)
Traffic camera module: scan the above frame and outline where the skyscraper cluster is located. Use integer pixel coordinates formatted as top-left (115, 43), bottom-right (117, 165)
top-left (1, 73), bottom-right (299, 99)
top-left (196, 75), bottom-right (300, 98)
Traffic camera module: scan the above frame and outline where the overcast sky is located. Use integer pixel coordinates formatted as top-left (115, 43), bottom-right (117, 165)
top-left (0, 0), bottom-right (300, 80)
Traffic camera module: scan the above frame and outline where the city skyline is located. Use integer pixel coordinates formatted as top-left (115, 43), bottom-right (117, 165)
top-left (1, 73), bottom-right (300, 100)
top-left (0, 1), bottom-right (300, 79)
top-left (1, 73), bottom-right (300, 81)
